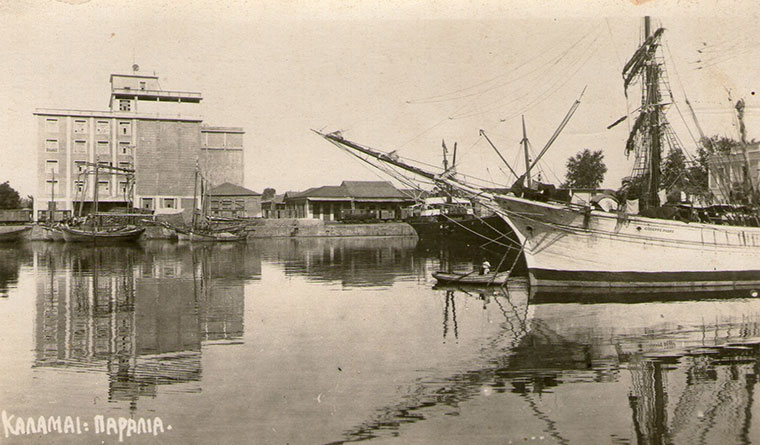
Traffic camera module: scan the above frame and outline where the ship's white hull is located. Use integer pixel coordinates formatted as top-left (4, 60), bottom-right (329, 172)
top-left (494, 195), bottom-right (760, 289)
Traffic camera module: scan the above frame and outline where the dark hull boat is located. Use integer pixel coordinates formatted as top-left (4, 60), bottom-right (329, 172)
top-left (407, 214), bottom-right (515, 244)
top-left (61, 226), bottom-right (144, 243)
top-left (432, 270), bottom-right (510, 285)
top-left (0, 226), bottom-right (30, 242)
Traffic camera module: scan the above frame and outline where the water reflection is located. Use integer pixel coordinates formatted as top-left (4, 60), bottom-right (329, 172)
top-left (32, 242), bottom-right (259, 407)
top-left (0, 244), bottom-right (32, 297)
top-left (252, 237), bottom-right (426, 288)
top-left (334, 281), bottom-right (760, 444)
top-left (7, 237), bottom-right (760, 443)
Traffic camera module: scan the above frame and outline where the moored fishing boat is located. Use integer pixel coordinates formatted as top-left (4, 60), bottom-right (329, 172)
top-left (177, 164), bottom-right (248, 243)
top-left (60, 225), bottom-right (144, 243)
top-left (41, 224), bottom-right (64, 241)
top-left (0, 226), bottom-right (31, 242)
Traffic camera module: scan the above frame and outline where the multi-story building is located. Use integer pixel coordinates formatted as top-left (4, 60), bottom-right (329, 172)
top-left (34, 72), bottom-right (244, 220)
top-left (201, 125), bottom-right (245, 187)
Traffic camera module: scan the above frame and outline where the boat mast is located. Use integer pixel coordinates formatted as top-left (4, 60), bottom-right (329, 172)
top-left (522, 115), bottom-right (532, 188)
top-left (192, 164), bottom-right (198, 229)
top-left (644, 16), bottom-right (662, 208)
top-left (93, 164), bottom-right (99, 228)
top-left (50, 169), bottom-right (55, 220)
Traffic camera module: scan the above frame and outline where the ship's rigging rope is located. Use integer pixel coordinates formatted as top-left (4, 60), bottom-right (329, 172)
top-left (325, 137), bottom-right (521, 248)
top-left (407, 27), bottom-right (597, 106)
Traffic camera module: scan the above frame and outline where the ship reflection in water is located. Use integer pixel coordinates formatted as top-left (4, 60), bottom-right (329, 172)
top-left (2, 238), bottom-right (760, 443)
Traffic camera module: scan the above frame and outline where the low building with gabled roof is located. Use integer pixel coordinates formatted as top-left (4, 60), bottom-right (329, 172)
top-left (281, 181), bottom-right (415, 220)
top-left (207, 182), bottom-right (261, 218)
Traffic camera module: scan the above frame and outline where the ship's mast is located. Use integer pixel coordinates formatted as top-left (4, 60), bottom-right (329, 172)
top-left (643, 16), bottom-right (662, 208)
top-left (522, 116), bottom-right (532, 189)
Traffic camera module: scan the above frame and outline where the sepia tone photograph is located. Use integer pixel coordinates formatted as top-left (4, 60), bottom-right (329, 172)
top-left (3, 0), bottom-right (760, 443)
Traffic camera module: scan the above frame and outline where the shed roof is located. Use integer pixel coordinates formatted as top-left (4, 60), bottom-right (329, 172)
top-left (289, 181), bottom-right (411, 200)
top-left (208, 182), bottom-right (260, 196)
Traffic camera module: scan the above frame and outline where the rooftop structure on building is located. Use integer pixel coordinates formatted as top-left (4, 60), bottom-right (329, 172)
top-left (34, 70), bottom-right (245, 221)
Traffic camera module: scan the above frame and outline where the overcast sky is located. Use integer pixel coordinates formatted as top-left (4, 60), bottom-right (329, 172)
top-left (3, 0), bottom-right (760, 196)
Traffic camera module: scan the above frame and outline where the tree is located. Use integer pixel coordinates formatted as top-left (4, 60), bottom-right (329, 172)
top-left (20, 195), bottom-right (33, 209)
top-left (261, 188), bottom-right (276, 201)
top-left (658, 136), bottom-right (741, 197)
top-left (563, 149), bottom-right (607, 189)
top-left (660, 148), bottom-right (688, 191)
top-left (0, 182), bottom-right (21, 209)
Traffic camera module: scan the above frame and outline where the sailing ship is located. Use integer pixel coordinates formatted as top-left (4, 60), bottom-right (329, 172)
top-left (177, 165), bottom-right (247, 242)
top-left (318, 17), bottom-right (760, 290)
top-left (63, 162), bottom-right (145, 243)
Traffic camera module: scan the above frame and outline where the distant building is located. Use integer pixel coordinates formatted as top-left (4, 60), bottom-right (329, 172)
top-left (34, 72), bottom-right (244, 220)
top-left (708, 142), bottom-right (760, 204)
top-left (207, 183), bottom-right (262, 218)
top-left (281, 181), bottom-right (415, 221)
top-left (262, 193), bottom-right (290, 219)
top-left (200, 125), bottom-right (245, 187)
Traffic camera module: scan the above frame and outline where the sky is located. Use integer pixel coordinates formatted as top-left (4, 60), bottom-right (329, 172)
top-left (3, 0), bottom-right (760, 197)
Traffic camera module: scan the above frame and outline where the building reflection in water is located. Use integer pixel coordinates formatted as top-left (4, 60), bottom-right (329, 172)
top-left (335, 281), bottom-right (760, 444)
top-left (252, 237), bottom-right (426, 288)
top-left (0, 244), bottom-right (32, 298)
top-left (32, 242), bottom-right (258, 407)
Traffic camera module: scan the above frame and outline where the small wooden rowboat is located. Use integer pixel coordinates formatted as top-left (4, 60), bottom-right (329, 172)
top-left (432, 270), bottom-right (511, 286)
top-left (0, 226), bottom-right (31, 242)
top-left (61, 225), bottom-right (144, 243)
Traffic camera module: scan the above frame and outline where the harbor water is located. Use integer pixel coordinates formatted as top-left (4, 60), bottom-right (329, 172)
top-left (2, 238), bottom-right (760, 443)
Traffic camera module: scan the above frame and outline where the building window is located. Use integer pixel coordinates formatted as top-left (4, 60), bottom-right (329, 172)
top-left (73, 120), bottom-right (87, 134)
top-left (97, 181), bottom-right (110, 194)
top-left (97, 161), bottom-right (112, 168)
top-left (96, 121), bottom-right (109, 134)
top-left (73, 140), bottom-right (87, 153)
top-left (45, 118), bottom-right (58, 133)
top-left (141, 198), bottom-right (154, 210)
top-left (45, 160), bottom-right (59, 174)
top-left (119, 182), bottom-right (128, 195)
top-left (74, 161), bottom-right (86, 173)
top-left (97, 141), bottom-right (110, 155)
top-left (118, 161), bottom-right (131, 170)
top-left (45, 139), bottom-right (59, 152)
top-left (163, 198), bottom-right (176, 209)
top-left (45, 180), bottom-right (58, 196)
top-left (119, 122), bottom-right (131, 136)
top-left (139, 81), bottom-right (146, 90)
top-left (119, 141), bottom-right (131, 155)
top-left (73, 181), bottom-right (84, 193)
top-left (119, 99), bottom-right (131, 111)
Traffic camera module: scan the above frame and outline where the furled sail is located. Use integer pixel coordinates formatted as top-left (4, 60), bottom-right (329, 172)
top-left (622, 27), bottom-right (665, 97)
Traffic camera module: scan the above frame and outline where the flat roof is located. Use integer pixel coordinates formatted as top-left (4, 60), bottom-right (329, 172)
top-left (34, 108), bottom-right (203, 122)
top-left (201, 125), bottom-right (244, 134)
top-left (110, 73), bottom-right (160, 81)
